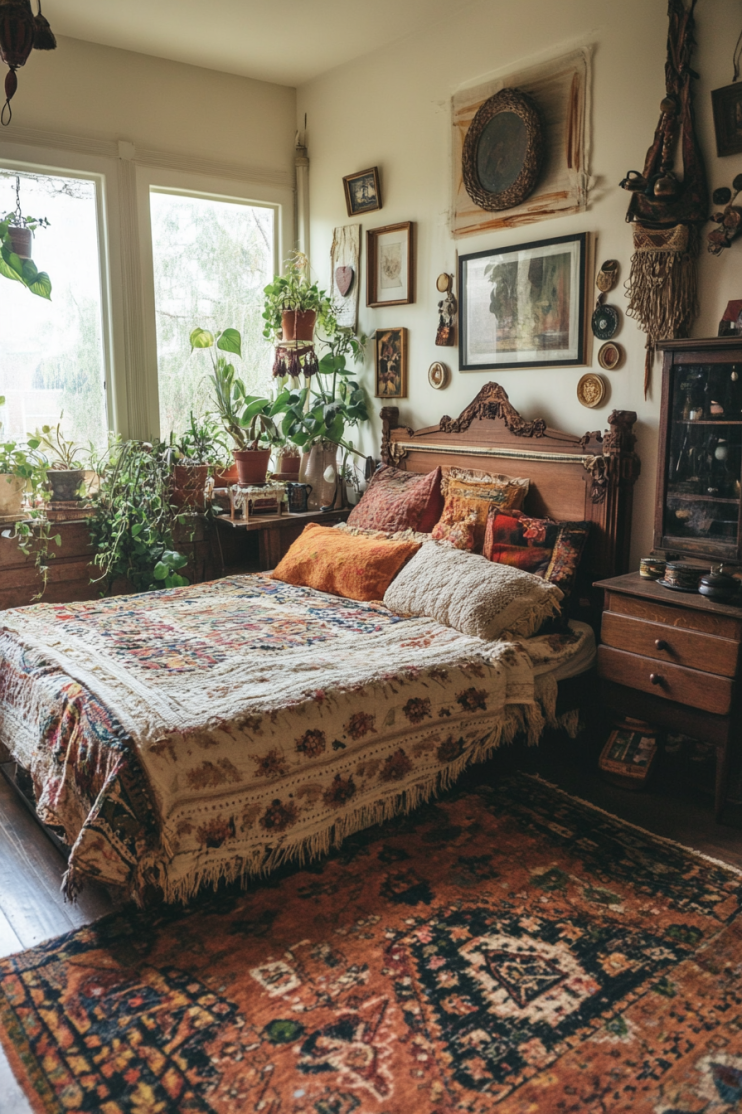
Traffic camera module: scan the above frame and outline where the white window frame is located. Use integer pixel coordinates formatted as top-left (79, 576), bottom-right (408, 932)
top-left (136, 165), bottom-right (289, 440)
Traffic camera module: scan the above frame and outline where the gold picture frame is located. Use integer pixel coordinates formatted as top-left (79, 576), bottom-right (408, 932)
top-left (375, 328), bottom-right (408, 399)
top-left (367, 222), bottom-right (414, 308)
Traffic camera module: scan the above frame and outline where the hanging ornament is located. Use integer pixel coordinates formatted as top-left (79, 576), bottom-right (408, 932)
top-left (0, 0), bottom-right (57, 126)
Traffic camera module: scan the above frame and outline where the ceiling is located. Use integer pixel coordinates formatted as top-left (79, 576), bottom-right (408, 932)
top-left (46, 0), bottom-right (466, 86)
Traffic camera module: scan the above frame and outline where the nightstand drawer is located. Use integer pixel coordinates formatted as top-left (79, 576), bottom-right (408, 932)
top-left (601, 612), bottom-right (739, 678)
top-left (597, 645), bottom-right (734, 715)
top-left (605, 590), bottom-right (742, 641)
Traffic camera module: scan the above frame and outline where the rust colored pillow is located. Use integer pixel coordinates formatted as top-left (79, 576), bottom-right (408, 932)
top-left (432, 478), bottom-right (525, 553)
top-left (347, 464), bottom-right (443, 533)
top-left (271, 523), bottom-right (421, 602)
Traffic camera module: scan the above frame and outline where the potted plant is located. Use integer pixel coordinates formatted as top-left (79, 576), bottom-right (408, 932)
top-left (0, 209), bottom-right (52, 300)
top-left (280, 326), bottom-right (370, 508)
top-left (169, 413), bottom-right (226, 508)
top-left (0, 408), bottom-right (45, 518)
top-left (262, 252), bottom-right (334, 344)
top-left (192, 326), bottom-right (281, 485)
top-left (28, 418), bottom-right (88, 502)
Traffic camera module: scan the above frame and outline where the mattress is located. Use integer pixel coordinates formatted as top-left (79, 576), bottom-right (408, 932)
top-left (0, 575), bottom-right (594, 903)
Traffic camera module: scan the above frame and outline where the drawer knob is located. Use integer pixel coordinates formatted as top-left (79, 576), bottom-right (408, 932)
top-left (650, 672), bottom-right (664, 686)
top-left (655, 639), bottom-right (670, 652)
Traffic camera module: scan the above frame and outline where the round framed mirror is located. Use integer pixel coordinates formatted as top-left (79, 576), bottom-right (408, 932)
top-left (462, 88), bottom-right (544, 211)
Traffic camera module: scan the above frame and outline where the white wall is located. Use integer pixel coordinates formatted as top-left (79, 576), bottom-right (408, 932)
top-left (298, 0), bottom-right (742, 565)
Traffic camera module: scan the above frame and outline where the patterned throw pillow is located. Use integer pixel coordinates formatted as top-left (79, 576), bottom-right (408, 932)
top-left (432, 478), bottom-right (526, 553)
top-left (430, 509), bottom-right (479, 551)
top-left (440, 466), bottom-right (530, 500)
top-left (483, 507), bottom-right (590, 601)
top-left (271, 523), bottom-right (421, 602)
top-left (347, 465), bottom-right (444, 533)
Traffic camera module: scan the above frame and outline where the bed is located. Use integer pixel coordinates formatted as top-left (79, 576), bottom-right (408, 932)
top-left (0, 384), bottom-right (639, 904)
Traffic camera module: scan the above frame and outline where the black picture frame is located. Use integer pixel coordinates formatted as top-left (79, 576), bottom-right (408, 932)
top-left (458, 232), bottom-right (587, 371)
top-left (712, 82), bottom-right (742, 158)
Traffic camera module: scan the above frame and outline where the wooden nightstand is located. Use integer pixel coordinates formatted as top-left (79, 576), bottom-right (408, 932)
top-left (595, 571), bottom-right (742, 821)
top-left (215, 508), bottom-right (349, 573)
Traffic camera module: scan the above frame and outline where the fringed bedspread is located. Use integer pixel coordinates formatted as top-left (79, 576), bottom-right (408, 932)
top-left (0, 575), bottom-right (590, 903)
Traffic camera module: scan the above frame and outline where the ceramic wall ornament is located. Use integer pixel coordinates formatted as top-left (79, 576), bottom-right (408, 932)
top-left (597, 341), bottom-right (622, 370)
top-left (577, 372), bottom-right (606, 408)
top-left (435, 273), bottom-right (457, 347)
top-left (462, 87), bottom-right (544, 212)
top-left (428, 361), bottom-right (450, 389)
top-left (330, 224), bottom-right (361, 329)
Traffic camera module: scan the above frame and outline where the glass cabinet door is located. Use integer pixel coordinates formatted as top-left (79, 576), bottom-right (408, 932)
top-left (662, 358), bottom-right (742, 560)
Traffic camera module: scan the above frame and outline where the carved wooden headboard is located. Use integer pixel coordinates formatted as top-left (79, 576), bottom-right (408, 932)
top-left (381, 383), bottom-right (641, 618)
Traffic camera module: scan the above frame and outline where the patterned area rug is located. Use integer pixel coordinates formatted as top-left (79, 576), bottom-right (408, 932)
top-left (1, 774), bottom-right (741, 1114)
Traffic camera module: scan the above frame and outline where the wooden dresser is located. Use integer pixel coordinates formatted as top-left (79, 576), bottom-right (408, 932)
top-left (595, 571), bottom-right (742, 820)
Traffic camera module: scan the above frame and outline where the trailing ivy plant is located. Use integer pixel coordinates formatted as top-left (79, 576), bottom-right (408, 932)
top-left (0, 212), bottom-right (52, 299)
top-left (87, 438), bottom-right (190, 595)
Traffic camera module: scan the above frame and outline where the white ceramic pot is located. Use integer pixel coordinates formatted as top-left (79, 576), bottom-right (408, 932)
top-left (0, 474), bottom-right (25, 517)
top-left (299, 444), bottom-right (338, 510)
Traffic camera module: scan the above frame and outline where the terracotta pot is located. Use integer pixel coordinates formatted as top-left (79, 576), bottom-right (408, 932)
top-left (172, 464), bottom-right (209, 508)
top-left (276, 452), bottom-right (301, 477)
top-left (233, 448), bottom-right (272, 485)
top-left (47, 468), bottom-right (85, 502)
top-left (281, 309), bottom-right (316, 342)
top-left (8, 226), bottom-right (32, 260)
top-left (212, 463), bottom-right (239, 487)
top-left (299, 444), bottom-right (338, 510)
top-left (0, 474), bottom-right (24, 517)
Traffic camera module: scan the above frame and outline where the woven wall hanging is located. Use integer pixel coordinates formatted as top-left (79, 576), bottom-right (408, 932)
top-left (619, 0), bottom-right (708, 398)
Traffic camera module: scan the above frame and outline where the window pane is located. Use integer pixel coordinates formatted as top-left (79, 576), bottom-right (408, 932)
top-left (0, 170), bottom-right (108, 450)
top-left (150, 191), bottom-right (275, 438)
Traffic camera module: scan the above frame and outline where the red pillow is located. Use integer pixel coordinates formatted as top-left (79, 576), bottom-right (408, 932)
top-left (347, 465), bottom-right (443, 533)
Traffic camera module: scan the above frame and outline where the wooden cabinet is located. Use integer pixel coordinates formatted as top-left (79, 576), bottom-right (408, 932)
top-left (595, 572), bottom-right (742, 820)
top-left (655, 337), bottom-right (742, 563)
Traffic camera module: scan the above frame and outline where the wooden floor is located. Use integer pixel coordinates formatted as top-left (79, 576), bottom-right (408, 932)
top-left (0, 736), bottom-right (740, 1112)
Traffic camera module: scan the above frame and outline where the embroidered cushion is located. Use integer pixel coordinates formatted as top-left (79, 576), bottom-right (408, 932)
top-left (383, 542), bottom-right (563, 641)
top-left (271, 523), bottom-right (421, 602)
top-left (432, 478), bottom-right (525, 553)
top-left (483, 508), bottom-right (590, 601)
top-left (347, 464), bottom-right (444, 533)
top-left (441, 466), bottom-right (530, 499)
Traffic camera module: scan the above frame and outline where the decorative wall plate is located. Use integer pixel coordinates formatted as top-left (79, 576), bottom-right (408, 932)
top-left (577, 372), bottom-right (606, 408)
top-left (597, 341), bottom-right (622, 370)
top-left (428, 361), bottom-right (450, 389)
top-left (591, 304), bottom-right (619, 340)
top-left (462, 87), bottom-right (544, 212)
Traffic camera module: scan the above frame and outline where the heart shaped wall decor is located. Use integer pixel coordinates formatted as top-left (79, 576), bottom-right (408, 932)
top-left (335, 266), bottom-right (354, 297)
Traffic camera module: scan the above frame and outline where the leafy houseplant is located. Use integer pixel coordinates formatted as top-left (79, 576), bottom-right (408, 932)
top-left (88, 438), bottom-right (190, 595)
top-left (169, 413), bottom-right (227, 508)
top-left (193, 326), bottom-right (281, 484)
top-left (0, 210), bottom-right (52, 300)
top-left (262, 252), bottom-right (334, 345)
top-left (29, 419), bottom-right (87, 502)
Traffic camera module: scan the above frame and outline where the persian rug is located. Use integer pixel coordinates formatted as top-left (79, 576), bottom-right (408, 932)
top-left (0, 575), bottom-right (589, 904)
top-left (1, 774), bottom-right (741, 1114)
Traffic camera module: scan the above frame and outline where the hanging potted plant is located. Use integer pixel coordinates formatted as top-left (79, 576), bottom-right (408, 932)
top-left (262, 252), bottom-right (334, 345)
top-left (28, 418), bottom-right (88, 502)
top-left (192, 326), bottom-right (281, 485)
top-left (0, 176), bottom-right (52, 299)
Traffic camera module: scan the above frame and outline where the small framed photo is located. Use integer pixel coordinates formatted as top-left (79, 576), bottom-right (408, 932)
top-left (712, 83), bottom-right (742, 157)
top-left (375, 328), bottom-right (407, 398)
top-left (459, 232), bottom-right (587, 370)
top-left (366, 222), bottom-right (414, 308)
top-left (343, 167), bottom-right (382, 217)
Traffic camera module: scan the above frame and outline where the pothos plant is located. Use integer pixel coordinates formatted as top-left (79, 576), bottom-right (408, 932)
top-left (261, 252), bottom-right (334, 343)
top-left (0, 212), bottom-right (52, 299)
top-left (87, 438), bottom-right (190, 595)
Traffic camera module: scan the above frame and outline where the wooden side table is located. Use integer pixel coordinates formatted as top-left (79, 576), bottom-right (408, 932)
top-left (595, 571), bottom-right (742, 821)
top-left (215, 508), bottom-right (349, 573)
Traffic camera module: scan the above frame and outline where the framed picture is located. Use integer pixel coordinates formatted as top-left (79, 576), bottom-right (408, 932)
top-left (459, 232), bottom-right (587, 370)
top-left (712, 83), bottom-right (742, 158)
top-left (343, 167), bottom-right (382, 217)
top-left (375, 328), bottom-right (407, 398)
top-left (367, 222), bottom-right (414, 307)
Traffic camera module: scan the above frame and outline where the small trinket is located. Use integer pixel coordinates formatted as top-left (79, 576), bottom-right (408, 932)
top-left (660, 562), bottom-right (703, 592)
top-left (699, 565), bottom-right (740, 603)
top-left (639, 557), bottom-right (666, 580)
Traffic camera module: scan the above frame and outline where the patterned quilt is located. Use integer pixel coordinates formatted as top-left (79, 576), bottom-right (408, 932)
top-left (0, 575), bottom-right (591, 904)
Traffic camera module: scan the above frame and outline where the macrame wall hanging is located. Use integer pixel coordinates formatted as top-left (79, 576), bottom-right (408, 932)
top-left (619, 0), bottom-right (708, 398)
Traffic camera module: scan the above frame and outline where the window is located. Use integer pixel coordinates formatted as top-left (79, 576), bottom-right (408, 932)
top-left (0, 169), bottom-right (109, 449)
top-left (150, 190), bottom-right (276, 438)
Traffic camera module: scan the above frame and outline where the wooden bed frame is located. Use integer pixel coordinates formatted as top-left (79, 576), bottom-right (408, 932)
top-left (381, 382), bottom-right (641, 627)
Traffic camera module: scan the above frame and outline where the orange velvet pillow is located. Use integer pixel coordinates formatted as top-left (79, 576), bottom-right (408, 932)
top-left (271, 523), bottom-right (421, 602)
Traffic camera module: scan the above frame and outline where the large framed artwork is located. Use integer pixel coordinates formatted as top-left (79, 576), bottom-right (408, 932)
top-left (459, 232), bottom-right (587, 371)
top-left (367, 222), bottom-right (414, 307)
top-left (375, 328), bottom-right (408, 398)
